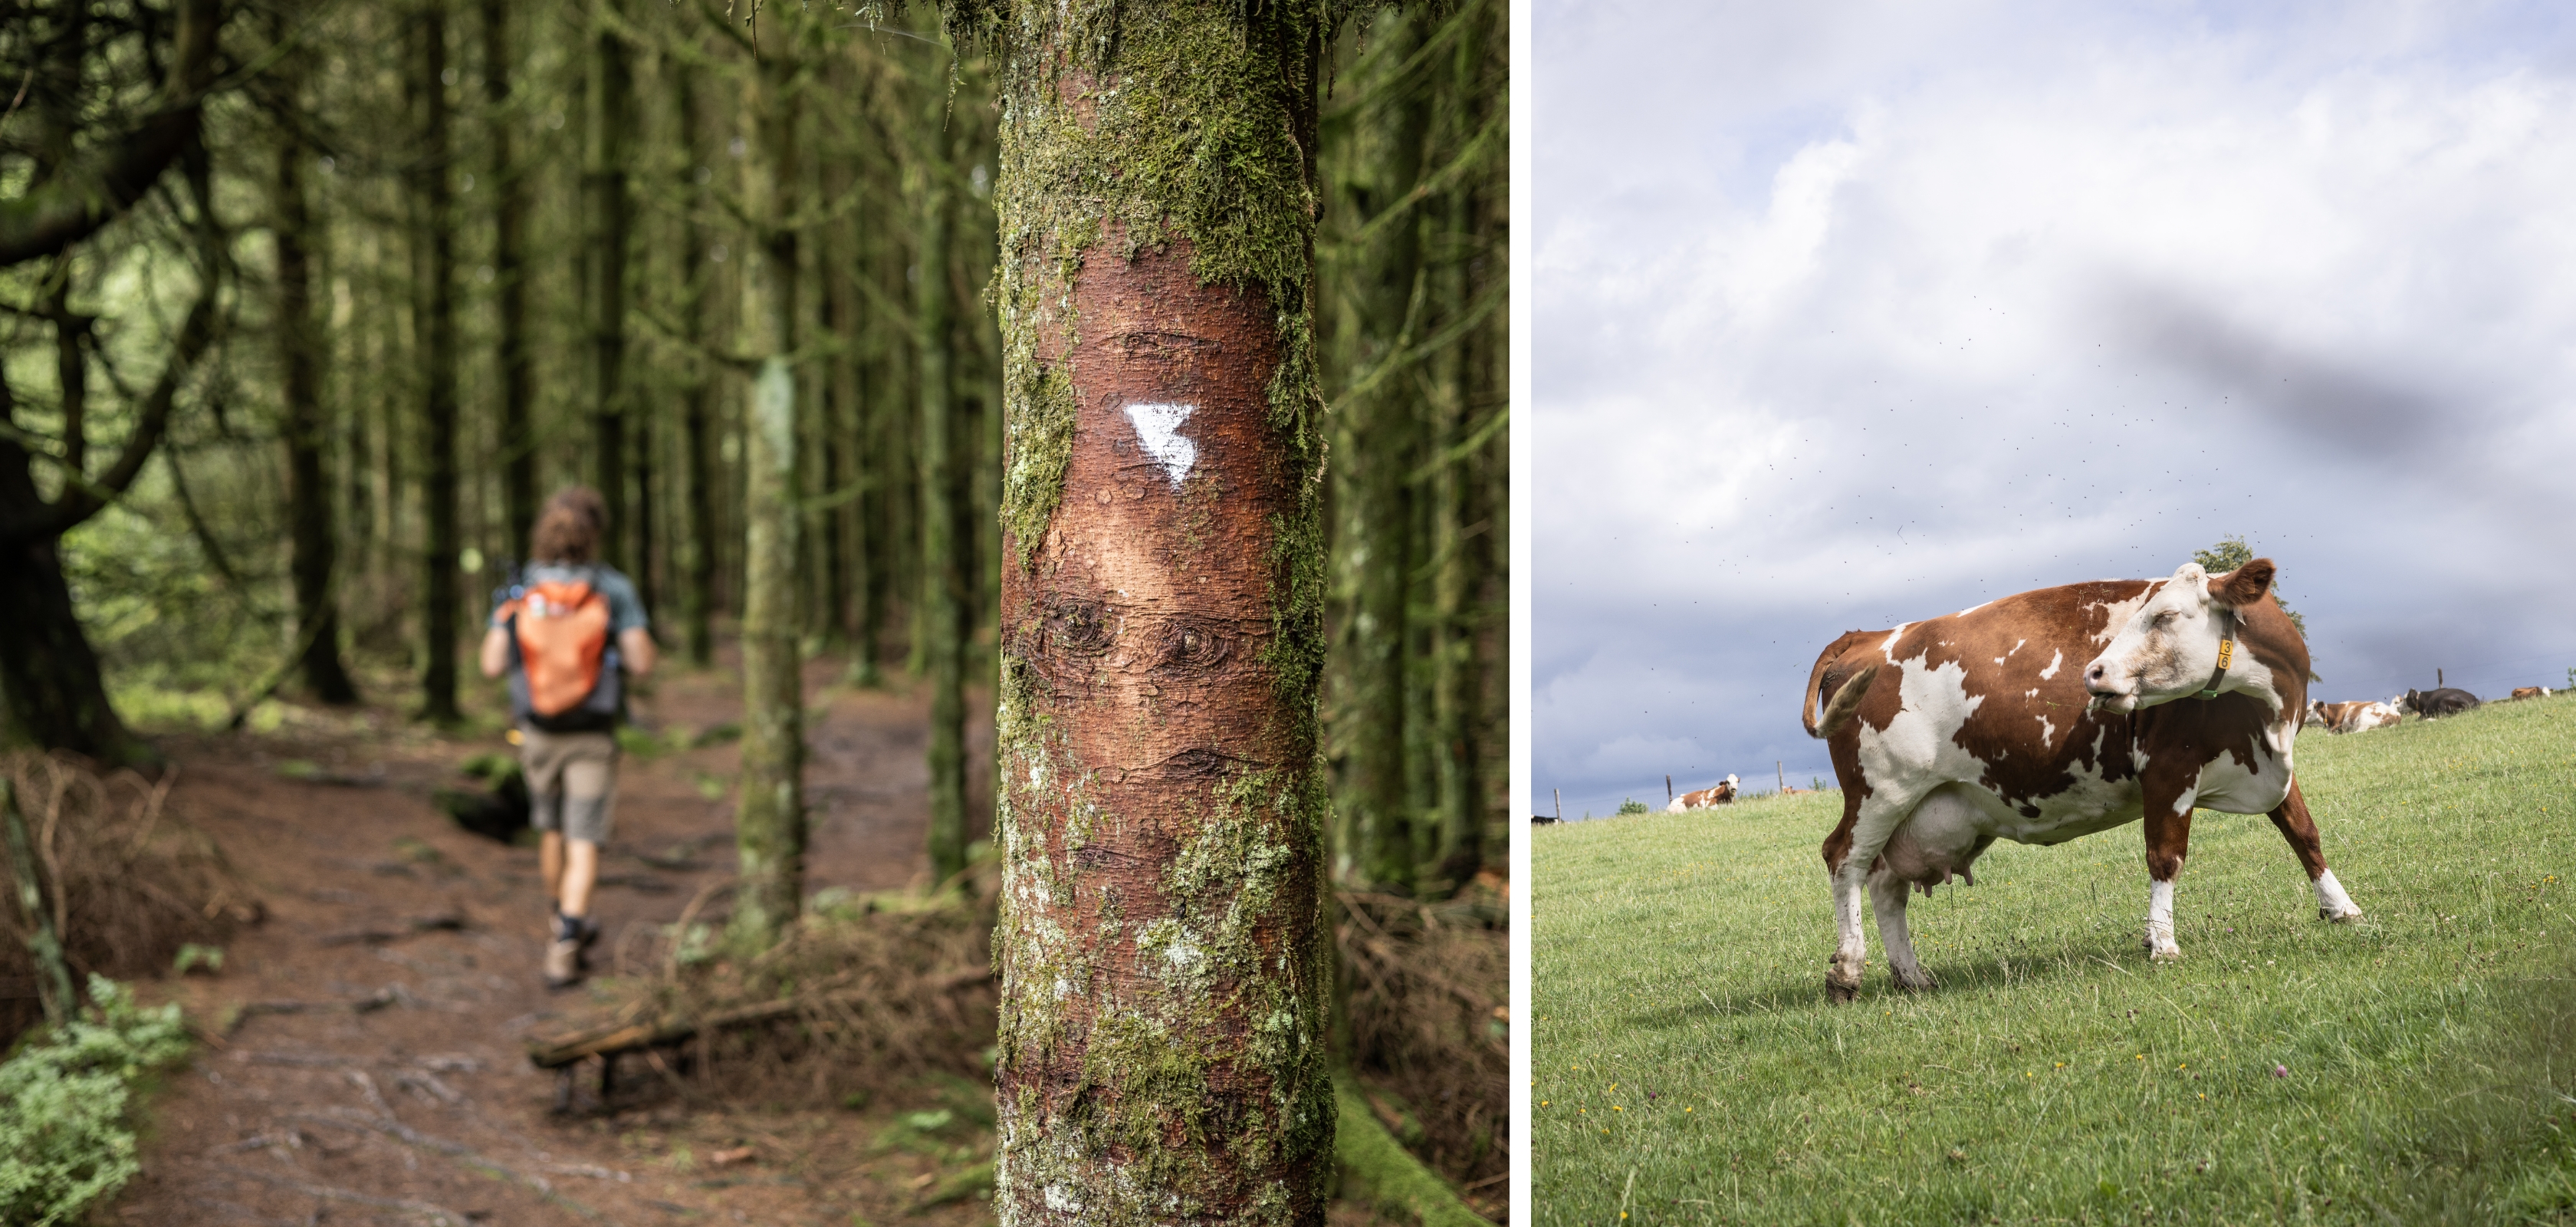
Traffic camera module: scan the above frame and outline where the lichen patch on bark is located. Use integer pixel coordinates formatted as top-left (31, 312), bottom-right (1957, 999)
top-left (968, 2), bottom-right (1339, 1220)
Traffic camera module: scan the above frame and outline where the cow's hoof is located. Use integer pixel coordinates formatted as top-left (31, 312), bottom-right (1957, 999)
top-left (2321, 906), bottom-right (2364, 923)
top-left (2147, 945), bottom-right (2183, 963)
top-left (1825, 975), bottom-right (1861, 1005)
top-left (1893, 972), bottom-right (1939, 993)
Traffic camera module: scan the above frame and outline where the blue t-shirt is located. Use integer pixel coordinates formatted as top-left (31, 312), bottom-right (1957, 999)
top-left (490, 563), bottom-right (649, 635)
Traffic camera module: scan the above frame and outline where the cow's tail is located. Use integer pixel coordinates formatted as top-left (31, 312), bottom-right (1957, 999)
top-left (1802, 631), bottom-right (1884, 740)
top-left (1808, 663), bottom-right (1880, 739)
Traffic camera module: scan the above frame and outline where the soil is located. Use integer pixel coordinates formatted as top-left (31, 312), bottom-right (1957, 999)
top-left (105, 653), bottom-right (1020, 1226)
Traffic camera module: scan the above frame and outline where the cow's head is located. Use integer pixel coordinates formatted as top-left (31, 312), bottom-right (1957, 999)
top-left (2084, 559), bottom-right (2276, 714)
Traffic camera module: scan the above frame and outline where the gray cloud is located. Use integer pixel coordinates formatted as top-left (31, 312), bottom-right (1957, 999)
top-left (1535, 1), bottom-right (2576, 821)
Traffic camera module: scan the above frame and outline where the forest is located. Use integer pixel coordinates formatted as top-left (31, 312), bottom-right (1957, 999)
top-left (0, 0), bottom-right (1506, 1223)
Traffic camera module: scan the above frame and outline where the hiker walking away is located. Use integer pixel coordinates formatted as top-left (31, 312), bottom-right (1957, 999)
top-left (479, 488), bottom-right (656, 989)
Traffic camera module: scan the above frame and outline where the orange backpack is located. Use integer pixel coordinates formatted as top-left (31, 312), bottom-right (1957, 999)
top-left (503, 578), bottom-right (613, 720)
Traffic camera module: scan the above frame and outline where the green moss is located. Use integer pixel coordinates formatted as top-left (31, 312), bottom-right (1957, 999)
top-left (1334, 1072), bottom-right (1495, 1227)
top-left (1001, 363), bottom-right (1077, 565)
top-left (922, 1), bottom-right (1346, 1218)
top-left (932, 0), bottom-right (1340, 580)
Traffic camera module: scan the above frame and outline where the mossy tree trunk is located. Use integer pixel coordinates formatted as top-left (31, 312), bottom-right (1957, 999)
top-left (850, 161), bottom-right (895, 687)
top-left (1332, 8), bottom-right (1433, 895)
top-left (583, 0), bottom-right (636, 568)
top-left (823, 125), bottom-right (874, 679)
top-left (676, 63), bottom-right (718, 669)
top-left (410, 0), bottom-right (463, 726)
top-left (1428, 0), bottom-right (1497, 892)
top-left (272, 64), bottom-right (361, 706)
top-left (481, 0), bottom-right (535, 563)
top-left (973, 1), bottom-right (1337, 1221)
top-left (728, 18), bottom-right (806, 955)
top-left (913, 74), bottom-right (969, 889)
top-left (820, 133), bottom-right (857, 653)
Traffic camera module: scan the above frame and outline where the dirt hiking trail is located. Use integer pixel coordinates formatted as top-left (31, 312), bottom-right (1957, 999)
top-left (110, 656), bottom-right (1011, 1226)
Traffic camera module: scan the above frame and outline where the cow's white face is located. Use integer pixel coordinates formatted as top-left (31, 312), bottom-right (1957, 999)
top-left (2083, 564), bottom-right (2246, 713)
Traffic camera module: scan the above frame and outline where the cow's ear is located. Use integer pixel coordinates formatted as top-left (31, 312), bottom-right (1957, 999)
top-left (2216, 558), bottom-right (2275, 607)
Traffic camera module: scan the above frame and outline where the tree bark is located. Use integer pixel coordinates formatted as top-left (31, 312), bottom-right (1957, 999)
top-left (0, 252), bottom-right (217, 762)
top-left (274, 101), bottom-right (361, 706)
top-left (411, 0), bottom-right (462, 725)
top-left (0, 528), bottom-right (136, 762)
top-left (728, 28), bottom-right (805, 955)
top-left (482, 0), bottom-right (536, 561)
top-left (849, 174), bottom-right (892, 688)
top-left (820, 130), bottom-right (859, 656)
top-left (981, 2), bottom-right (1336, 1220)
top-left (1429, 0), bottom-right (1498, 891)
top-left (583, 0), bottom-right (636, 567)
top-left (1334, 10), bottom-right (1434, 895)
top-left (914, 90), bottom-right (968, 889)
top-left (675, 64), bottom-right (718, 669)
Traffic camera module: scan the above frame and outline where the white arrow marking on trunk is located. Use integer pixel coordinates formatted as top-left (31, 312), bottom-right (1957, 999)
top-left (1123, 402), bottom-right (1198, 490)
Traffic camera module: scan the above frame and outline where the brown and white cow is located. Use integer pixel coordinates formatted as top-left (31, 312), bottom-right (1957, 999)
top-left (2310, 699), bottom-right (2401, 733)
top-left (2510, 686), bottom-right (2553, 701)
top-left (1668, 775), bottom-right (1740, 811)
top-left (1800, 559), bottom-right (2361, 1002)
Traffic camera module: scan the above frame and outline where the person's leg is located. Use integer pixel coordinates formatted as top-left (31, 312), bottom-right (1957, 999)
top-left (543, 732), bottom-right (619, 987)
top-left (524, 730), bottom-right (570, 919)
top-left (539, 830), bottom-right (566, 903)
top-left (559, 837), bottom-right (599, 920)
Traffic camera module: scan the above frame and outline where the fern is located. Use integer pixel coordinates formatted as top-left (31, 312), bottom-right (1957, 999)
top-left (0, 976), bottom-right (192, 1226)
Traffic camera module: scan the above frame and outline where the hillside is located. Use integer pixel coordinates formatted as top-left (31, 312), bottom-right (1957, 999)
top-left (1532, 694), bottom-right (2576, 1224)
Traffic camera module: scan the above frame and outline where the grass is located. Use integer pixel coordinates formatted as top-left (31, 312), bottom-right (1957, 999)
top-left (1532, 694), bottom-right (2576, 1225)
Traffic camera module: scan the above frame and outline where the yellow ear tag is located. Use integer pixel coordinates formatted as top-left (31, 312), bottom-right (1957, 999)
top-left (2216, 640), bottom-right (2235, 669)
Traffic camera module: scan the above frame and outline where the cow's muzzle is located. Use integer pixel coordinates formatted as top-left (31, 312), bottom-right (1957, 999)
top-left (2083, 662), bottom-right (2136, 713)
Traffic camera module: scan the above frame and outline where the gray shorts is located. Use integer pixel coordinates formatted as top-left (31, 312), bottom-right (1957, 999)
top-left (521, 729), bottom-right (619, 844)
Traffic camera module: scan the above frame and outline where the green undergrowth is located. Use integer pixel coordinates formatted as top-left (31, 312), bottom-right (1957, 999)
top-left (1533, 695), bottom-right (2576, 1224)
top-left (0, 977), bottom-right (194, 1227)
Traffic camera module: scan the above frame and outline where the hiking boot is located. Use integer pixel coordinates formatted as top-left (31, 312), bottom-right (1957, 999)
top-left (543, 936), bottom-right (583, 990)
top-left (550, 910), bottom-right (600, 946)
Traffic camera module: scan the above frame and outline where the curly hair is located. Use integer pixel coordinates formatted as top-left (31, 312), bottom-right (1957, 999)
top-left (529, 487), bottom-right (607, 564)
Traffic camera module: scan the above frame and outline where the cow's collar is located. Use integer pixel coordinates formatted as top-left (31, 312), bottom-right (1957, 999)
top-left (2196, 607), bottom-right (2239, 700)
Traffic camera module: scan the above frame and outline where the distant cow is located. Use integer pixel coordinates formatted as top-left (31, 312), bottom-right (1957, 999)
top-left (2510, 686), bottom-right (2552, 701)
top-left (1668, 775), bottom-right (1739, 811)
top-left (1802, 558), bottom-right (2361, 1002)
top-left (1530, 814), bottom-right (1560, 826)
top-left (2400, 687), bottom-right (2480, 719)
top-left (2310, 699), bottom-right (2400, 734)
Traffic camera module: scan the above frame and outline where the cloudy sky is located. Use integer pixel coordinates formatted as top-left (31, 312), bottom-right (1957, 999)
top-left (1533, 1), bottom-right (2576, 819)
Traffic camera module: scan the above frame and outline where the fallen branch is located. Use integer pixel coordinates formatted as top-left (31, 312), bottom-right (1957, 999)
top-left (523, 971), bottom-right (989, 1069)
top-left (2, 779), bottom-right (75, 1025)
top-left (1333, 1071), bottom-right (1494, 1227)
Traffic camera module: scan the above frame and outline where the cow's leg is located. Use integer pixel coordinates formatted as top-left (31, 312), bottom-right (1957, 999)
top-left (2141, 781), bottom-right (2196, 962)
top-left (2267, 778), bottom-right (2362, 921)
top-left (1867, 867), bottom-right (1934, 990)
top-left (1820, 802), bottom-right (1869, 1002)
top-left (1821, 787), bottom-right (1923, 1002)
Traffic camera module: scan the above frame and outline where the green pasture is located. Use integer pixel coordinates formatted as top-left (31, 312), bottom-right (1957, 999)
top-left (1533, 696), bottom-right (2576, 1224)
